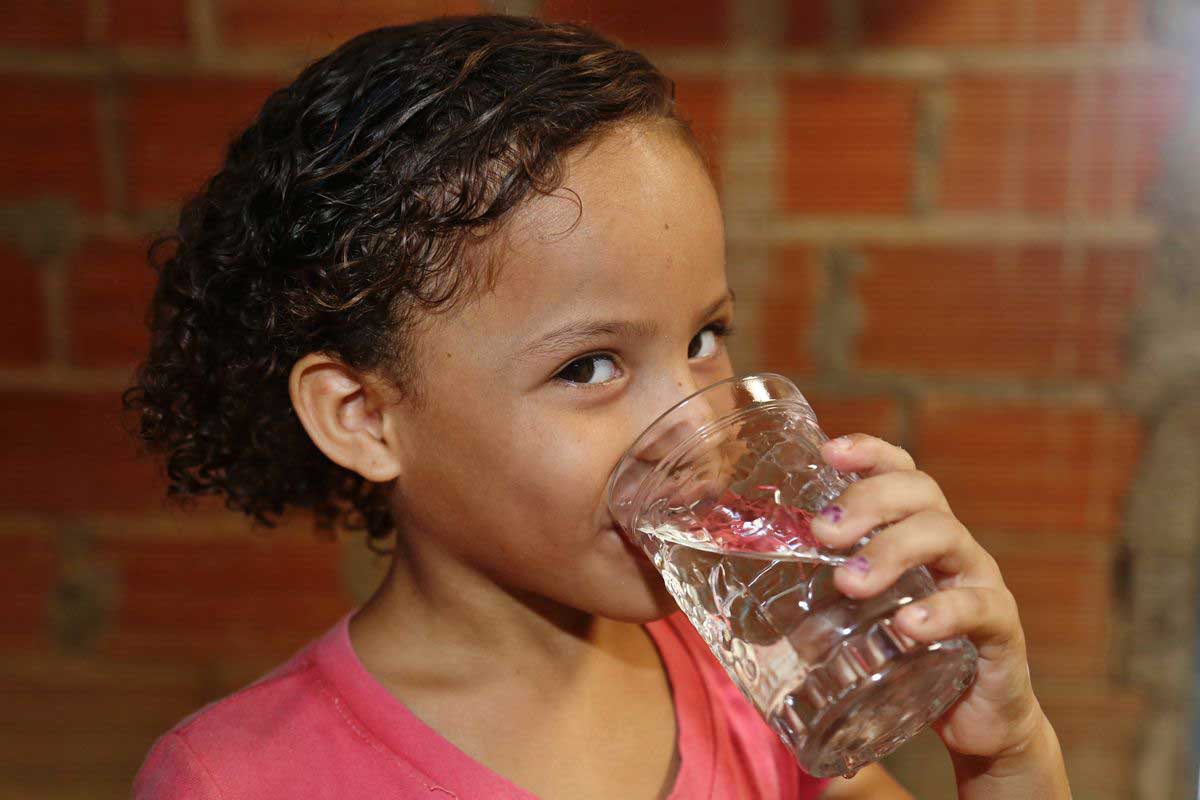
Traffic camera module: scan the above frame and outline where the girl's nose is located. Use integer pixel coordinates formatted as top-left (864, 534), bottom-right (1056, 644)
top-left (632, 379), bottom-right (722, 464)
top-left (607, 376), bottom-right (731, 532)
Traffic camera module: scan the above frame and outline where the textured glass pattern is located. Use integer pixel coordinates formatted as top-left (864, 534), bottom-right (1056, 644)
top-left (614, 379), bottom-right (977, 778)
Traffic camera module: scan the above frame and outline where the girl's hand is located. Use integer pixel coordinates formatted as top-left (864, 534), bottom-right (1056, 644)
top-left (810, 434), bottom-right (1069, 796)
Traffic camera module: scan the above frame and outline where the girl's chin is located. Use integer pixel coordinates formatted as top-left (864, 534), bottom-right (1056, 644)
top-left (596, 528), bottom-right (679, 622)
top-left (595, 588), bottom-right (679, 624)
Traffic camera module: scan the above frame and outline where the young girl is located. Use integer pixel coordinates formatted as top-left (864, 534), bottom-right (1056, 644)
top-left (129, 15), bottom-right (1070, 799)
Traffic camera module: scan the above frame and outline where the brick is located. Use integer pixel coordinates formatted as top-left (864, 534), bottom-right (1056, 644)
top-left (942, 70), bottom-right (1185, 215)
top-left (1025, 642), bottom-right (1113, 682)
top-left (0, 536), bottom-right (58, 653)
top-left (0, 244), bottom-right (47, 366)
top-left (974, 533), bottom-right (1113, 678)
top-left (780, 77), bottom-right (917, 214)
top-left (673, 77), bottom-right (727, 193)
top-left (804, 393), bottom-right (902, 442)
top-left (860, 0), bottom-right (1144, 46)
top-left (220, 0), bottom-right (485, 51)
top-left (1091, 69), bottom-right (1186, 216)
top-left (1014, 615), bottom-right (1112, 678)
top-left (913, 397), bottom-right (1141, 537)
top-left (855, 244), bottom-right (1150, 379)
top-left (107, 0), bottom-right (189, 46)
top-left (783, 3), bottom-right (834, 48)
top-left (0, 391), bottom-right (166, 513)
top-left (1041, 686), bottom-right (1144, 798)
top-left (0, 654), bottom-right (209, 781)
top-left (0, 2), bottom-right (89, 48)
top-left (96, 533), bottom-right (349, 659)
top-left (67, 238), bottom-right (156, 368)
top-left (0, 79), bottom-right (105, 212)
top-left (126, 77), bottom-right (280, 212)
top-left (758, 246), bottom-right (822, 375)
top-left (922, 477), bottom-right (1134, 685)
top-left (542, 0), bottom-right (730, 48)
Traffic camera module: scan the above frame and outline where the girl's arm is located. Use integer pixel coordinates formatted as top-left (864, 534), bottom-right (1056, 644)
top-left (948, 711), bottom-right (1070, 799)
top-left (816, 713), bottom-right (1070, 799)
top-left (819, 763), bottom-right (914, 799)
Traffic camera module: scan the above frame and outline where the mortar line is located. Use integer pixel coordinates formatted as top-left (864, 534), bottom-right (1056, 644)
top-left (188, 0), bottom-right (221, 62)
top-left (484, 0), bottom-right (543, 14)
top-left (1060, 0), bottom-right (1107, 426)
top-left (85, 0), bottom-right (108, 45)
top-left (911, 77), bottom-right (948, 217)
top-left (41, 255), bottom-right (70, 367)
top-left (722, 0), bottom-right (786, 377)
top-left (732, 215), bottom-right (1159, 244)
top-left (1080, 4), bottom-right (1132, 544)
top-left (0, 45), bottom-right (1181, 82)
top-left (1002, 0), bottom-right (1035, 219)
top-left (97, 72), bottom-right (126, 219)
top-left (0, 364), bottom-right (135, 391)
top-left (829, 0), bottom-right (860, 56)
top-left (992, 0), bottom-right (1036, 285)
top-left (1111, 55), bottom-right (1140, 218)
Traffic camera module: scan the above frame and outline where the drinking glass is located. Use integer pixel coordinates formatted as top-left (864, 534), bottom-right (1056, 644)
top-left (606, 373), bottom-right (977, 778)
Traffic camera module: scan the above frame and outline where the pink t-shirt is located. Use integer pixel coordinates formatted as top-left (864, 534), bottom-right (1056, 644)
top-left (133, 609), bottom-right (831, 799)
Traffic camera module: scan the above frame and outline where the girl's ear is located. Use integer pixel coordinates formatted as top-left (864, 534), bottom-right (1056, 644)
top-left (288, 353), bottom-right (404, 483)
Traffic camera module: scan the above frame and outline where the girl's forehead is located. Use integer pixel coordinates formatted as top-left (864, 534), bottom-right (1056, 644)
top-left (419, 125), bottom-right (725, 353)
top-left (489, 132), bottom-right (722, 299)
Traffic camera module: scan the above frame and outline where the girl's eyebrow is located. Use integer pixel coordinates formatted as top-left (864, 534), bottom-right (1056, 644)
top-left (515, 288), bottom-right (735, 363)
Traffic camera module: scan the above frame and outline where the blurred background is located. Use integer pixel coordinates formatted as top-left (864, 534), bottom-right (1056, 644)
top-left (1, 1), bottom-right (1197, 798)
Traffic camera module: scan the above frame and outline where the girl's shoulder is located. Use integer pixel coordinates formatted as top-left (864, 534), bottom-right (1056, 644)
top-left (131, 614), bottom-right (450, 799)
top-left (131, 657), bottom-right (325, 798)
top-left (132, 635), bottom-right (337, 798)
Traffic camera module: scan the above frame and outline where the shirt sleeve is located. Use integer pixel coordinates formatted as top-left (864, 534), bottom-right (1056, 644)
top-left (132, 732), bottom-right (225, 800)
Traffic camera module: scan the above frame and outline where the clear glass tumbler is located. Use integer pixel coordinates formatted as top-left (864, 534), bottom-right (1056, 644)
top-left (606, 373), bottom-right (977, 778)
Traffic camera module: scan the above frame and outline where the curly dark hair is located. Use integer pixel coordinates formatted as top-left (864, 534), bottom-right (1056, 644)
top-left (123, 14), bottom-right (709, 553)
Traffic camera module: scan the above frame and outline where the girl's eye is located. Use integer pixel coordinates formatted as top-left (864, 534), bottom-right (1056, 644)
top-left (553, 321), bottom-right (736, 387)
top-left (554, 353), bottom-right (619, 386)
top-left (688, 321), bottom-right (732, 360)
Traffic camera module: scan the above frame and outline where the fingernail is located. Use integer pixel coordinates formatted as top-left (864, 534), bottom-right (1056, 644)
top-left (818, 504), bottom-right (844, 524)
top-left (899, 605), bottom-right (929, 625)
top-left (828, 436), bottom-right (853, 452)
top-left (845, 555), bottom-right (870, 575)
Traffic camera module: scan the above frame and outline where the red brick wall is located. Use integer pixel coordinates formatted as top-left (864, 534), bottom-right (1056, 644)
top-left (0, 2), bottom-right (1185, 798)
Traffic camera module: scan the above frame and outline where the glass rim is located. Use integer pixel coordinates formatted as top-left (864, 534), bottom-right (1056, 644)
top-left (604, 371), bottom-right (810, 524)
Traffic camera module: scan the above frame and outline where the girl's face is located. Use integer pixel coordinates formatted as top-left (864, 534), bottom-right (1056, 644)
top-left (388, 123), bottom-right (733, 622)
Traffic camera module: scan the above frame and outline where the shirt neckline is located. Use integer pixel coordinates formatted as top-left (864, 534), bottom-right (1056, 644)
top-left (310, 608), bottom-right (715, 799)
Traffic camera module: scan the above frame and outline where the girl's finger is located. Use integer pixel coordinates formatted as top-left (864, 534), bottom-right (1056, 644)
top-left (831, 508), bottom-right (1004, 599)
top-left (892, 585), bottom-right (1023, 662)
top-left (811, 469), bottom-right (952, 549)
top-left (820, 433), bottom-right (916, 477)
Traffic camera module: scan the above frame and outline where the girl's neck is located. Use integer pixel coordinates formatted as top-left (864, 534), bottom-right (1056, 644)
top-left (348, 540), bottom-right (649, 691)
